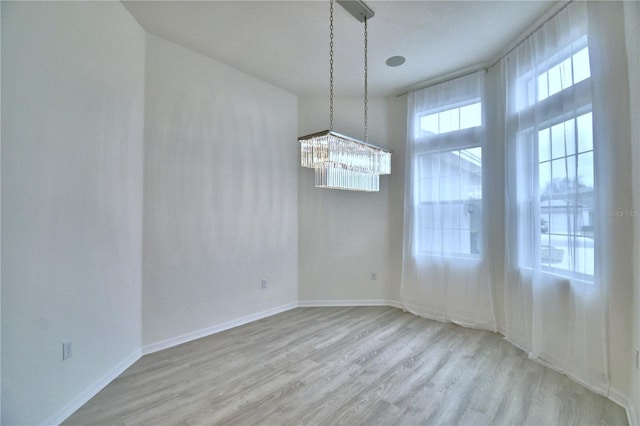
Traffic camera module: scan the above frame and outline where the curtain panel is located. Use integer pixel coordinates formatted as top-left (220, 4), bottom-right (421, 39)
top-left (402, 0), bottom-right (635, 397)
top-left (402, 71), bottom-right (497, 331)
top-left (502, 1), bottom-right (609, 393)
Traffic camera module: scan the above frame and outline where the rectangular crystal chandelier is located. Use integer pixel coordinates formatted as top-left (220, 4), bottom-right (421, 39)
top-left (299, 130), bottom-right (391, 192)
top-left (298, 0), bottom-right (391, 192)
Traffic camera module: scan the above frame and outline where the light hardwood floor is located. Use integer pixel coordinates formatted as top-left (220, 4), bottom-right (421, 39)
top-left (64, 307), bottom-right (628, 425)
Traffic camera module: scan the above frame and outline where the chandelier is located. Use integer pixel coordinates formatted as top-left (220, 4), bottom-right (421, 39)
top-left (298, 0), bottom-right (391, 192)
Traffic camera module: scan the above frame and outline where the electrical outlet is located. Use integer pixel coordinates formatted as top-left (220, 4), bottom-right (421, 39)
top-left (370, 272), bottom-right (377, 281)
top-left (261, 279), bottom-right (268, 289)
top-left (62, 341), bottom-right (72, 360)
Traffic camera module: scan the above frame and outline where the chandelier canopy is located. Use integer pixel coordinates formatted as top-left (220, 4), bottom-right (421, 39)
top-left (298, 0), bottom-right (391, 192)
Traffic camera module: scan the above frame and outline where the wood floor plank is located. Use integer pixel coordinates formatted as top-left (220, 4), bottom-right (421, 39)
top-left (63, 307), bottom-right (628, 426)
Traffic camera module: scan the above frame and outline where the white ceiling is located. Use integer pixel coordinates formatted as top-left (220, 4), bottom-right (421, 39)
top-left (122, 0), bottom-right (558, 97)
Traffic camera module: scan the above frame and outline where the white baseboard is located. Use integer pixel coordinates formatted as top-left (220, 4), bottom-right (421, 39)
top-left (141, 301), bottom-right (298, 355)
top-left (297, 299), bottom-right (403, 309)
top-left (609, 387), bottom-right (636, 426)
top-left (629, 402), bottom-right (638, 426)
top-left (606, 386), bottom-right (627, 408)
top-left (45, 349), bottom-right (141, 426)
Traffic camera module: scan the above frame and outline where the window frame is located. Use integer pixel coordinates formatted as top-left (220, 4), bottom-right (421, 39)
top-left (512, 36), bottom-right (595, 283)
top-left (413, 99), bottom-right (484, 260)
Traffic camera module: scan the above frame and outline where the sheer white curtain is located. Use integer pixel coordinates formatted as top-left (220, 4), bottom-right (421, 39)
top-left (502, 1), bottom-right (609, 393)
top-left (402, 0), bottom-right (634, 400)
top-left (402, 71), bottom-right (497, 330)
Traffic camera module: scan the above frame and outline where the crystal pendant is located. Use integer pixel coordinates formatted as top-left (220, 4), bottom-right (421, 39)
top-left (299, 130), bottom-right (391, 192)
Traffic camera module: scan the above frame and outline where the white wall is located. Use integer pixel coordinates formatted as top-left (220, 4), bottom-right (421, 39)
top-left (387, 95), bottom-right (407, 303)
top-left (625, 0), bottom-right (640, 423)
top-left (298, 96), bottom-right (393, 303)
top-left (142, 34), bottom-right (298, 348)
top-left (1, 2), bottom-right (145, 424)
top-left (1, 2), bottom-right (4, 419)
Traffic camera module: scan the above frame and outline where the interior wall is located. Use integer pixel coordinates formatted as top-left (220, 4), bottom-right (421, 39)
top-left (297, 96), bottom-right (393, 303)
top-left (1, 2), bottom-right (3, 419)
top-left (1, 2), bottom-right (145, 424)
top-left (387, 94), bottom-right (408, 303)
top-left (142, 34), bottom-right (298, 348)
top-left (624, 0), bottom-right (640, 422)
top-left (483, 67), bottom-right (508, 331)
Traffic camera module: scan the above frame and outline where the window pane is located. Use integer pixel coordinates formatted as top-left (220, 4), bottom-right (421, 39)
top-left (541, 232), bottom-right (552, 267)
top-left (417, 147), bottom-right (482, 257)
top-left (548, 218), bottom-right (567, 242)
top-left (441, 204), bottom-right (460, 229)
top-left (461, 228), bottom-right (473, 254)
top-left (564, 118), bottom-right (576, 156)
top-left (578, 151), bottom-right (594, 189)
top-left (439, 108), bottom-right (460, 134)
top-left (423, 204), bottom-right (436, 228)
top-left (548, 63), bottom-right (562, 97)
top-left (460, 103), bottom-right (482, 129)
top-left (551, 122), bottom-right (566, 159)
top-left (420, 113), bottom-right (439, 135)
top-left (574, 236), bottom-right (594, 276)
top-left (547, 234), bottom-right (571, 271)
top-left (539, 128), bottom-right (551, 162)
top-left (458, 148), bottom-right (481, 198)
top-left (539, 161), bottom-right (552, 198)
top-left (440, 152), bottom-right (458, 177)
top-left (419, 225), bottom-right (438, 253)
top-left (577, 112), bottom-right (593, 153)
top-left (463, 146), bottom-right (482, 164)
top-left (551, 158), bottom-right (568, 191)
top-left (527, 77), bottom-right (536, 107)
top-left (431, 227), bottom-right (442, 252)
top-left (420, 177), bottom-right (436, 202)
top-left (538, 71), bottom-right (549, 101)
top-left (440, 175), bottom-right (460, 200)
top-left (566, 155), bottom-right (577, 189)
top-left (560, 57), bottom-right (573, 89)
top-left (573, 47), bottom-right (591, 84)
top-left (442, 229), bottom-right (461, 254)
top-left (419, 154), bottom-right (430, 176)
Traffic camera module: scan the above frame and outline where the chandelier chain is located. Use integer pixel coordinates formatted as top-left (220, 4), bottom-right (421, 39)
top-left (364, 16), bottom-right (368, 142)
top-left (329, 0), bottom-right (334, 131)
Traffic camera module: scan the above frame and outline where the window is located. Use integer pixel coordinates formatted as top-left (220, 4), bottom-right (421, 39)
top-left (517, 37), bottom-right (591, 110)
top-left (537, 112), bottom-right (594, 277)
top-left (419, 102), bottom-right (482, 135)
top-left (537, 47), bottom-right (590, 102)
top-left (414, 100), bottom-right (483, 258)
top-left (416, 147), bottom-right (482, 256)
top-left (515, 37), bottom-right (594, 281)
